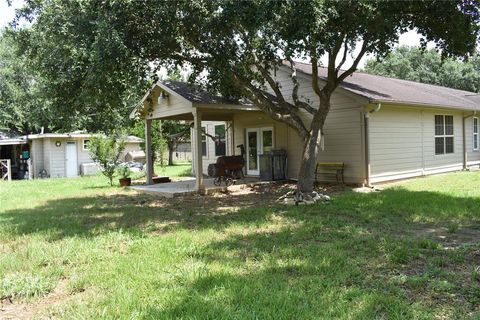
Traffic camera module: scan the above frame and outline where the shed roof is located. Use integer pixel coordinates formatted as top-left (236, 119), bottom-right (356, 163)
top-left (293, 62), bottom-right (480, 111)
top-left (0, 133), bottom-right (143, 144)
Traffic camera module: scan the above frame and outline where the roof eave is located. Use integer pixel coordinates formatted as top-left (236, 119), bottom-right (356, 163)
top-left (369, 99), bottom-right (480, 112)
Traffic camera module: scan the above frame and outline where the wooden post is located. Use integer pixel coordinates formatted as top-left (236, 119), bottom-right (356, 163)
top-left (145, 118), bottom-right (154, 185)
top-left (1, 159), bottom-right (11, 181)
top-left (193, 110), bottom-right (205, 192)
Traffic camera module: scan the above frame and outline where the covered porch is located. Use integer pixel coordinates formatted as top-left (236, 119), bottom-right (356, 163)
top-left (130, 80), bottom-right (262, 193)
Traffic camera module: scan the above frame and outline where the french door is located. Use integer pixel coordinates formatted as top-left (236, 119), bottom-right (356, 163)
top-left (246, 127), bottom-right (273, 175)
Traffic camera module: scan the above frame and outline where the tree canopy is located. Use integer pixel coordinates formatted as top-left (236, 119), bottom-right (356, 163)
top-left (9, 0), bottom-right (480, 191)
top-left (0, 33), bottom-right (48, 134)
top-left (364, 46), bottom-right (480, 93)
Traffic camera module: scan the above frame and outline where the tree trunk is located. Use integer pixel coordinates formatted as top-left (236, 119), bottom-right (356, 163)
top-left (296, 95), bottom-right (329, 194)
top-left (168, 148), bottom-right (174, 166)
top-left (296, 124), bottom-right (322, 194)
top-left (168, 141), bottom-right (175, 166)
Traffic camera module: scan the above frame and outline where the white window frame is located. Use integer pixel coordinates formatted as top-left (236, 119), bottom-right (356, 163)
top-left (473, 117), bottom-right (479, 151)
top-left (82, 139), bottom-right (90, 151)
top-left (214, 124), bottom-right (227, 156)
top-left (434, 115), bottom-right (454, 155)
top-left (201, 126), bottom-right (208, 158)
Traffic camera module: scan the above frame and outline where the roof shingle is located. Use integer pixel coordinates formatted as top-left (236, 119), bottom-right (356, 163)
top-left (293, 62), bottom-right (480, 111)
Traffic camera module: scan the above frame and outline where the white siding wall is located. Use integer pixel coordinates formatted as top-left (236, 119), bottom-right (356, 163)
top-left (77, 138), bottom-right (92, 166)
top-left (465, 116), bottom-right (480, 167)
top-left (192, 121), bottom-right (232, 175)
top-left (30, 139), bottom-right (44, 178)
top-left (369, 105), bottom-right (468, 183)
top-left (30, 137), bottom-right (141, 179)
top-left (147, 86), bottom-right (193, 119)
top-left (48, 138), bottom-right (67, 178)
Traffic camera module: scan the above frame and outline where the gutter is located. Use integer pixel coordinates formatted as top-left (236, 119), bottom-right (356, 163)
top-left (463, 111), bottom-right (477, 170)
top-left (364, 103), bottom-right (382, 187)
top-left (369, 99), bottom-right (479, 112)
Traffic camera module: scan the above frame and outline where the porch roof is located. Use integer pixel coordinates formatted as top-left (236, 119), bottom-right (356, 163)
top-left (0, 137), bottom-right (28, 146)
top-left (130, 80), bottom-right (261, 121)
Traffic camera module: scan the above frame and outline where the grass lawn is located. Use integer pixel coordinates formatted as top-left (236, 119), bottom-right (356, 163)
top-left (0, 170), bottom-right (479, 319)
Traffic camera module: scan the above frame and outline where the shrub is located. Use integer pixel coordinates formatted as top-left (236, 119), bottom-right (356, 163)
top-left (88, 134), bottom-right (126, 186)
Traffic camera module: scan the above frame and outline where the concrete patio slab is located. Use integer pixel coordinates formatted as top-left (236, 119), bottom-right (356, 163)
top-left (131, 177), bottom-right (262, 198)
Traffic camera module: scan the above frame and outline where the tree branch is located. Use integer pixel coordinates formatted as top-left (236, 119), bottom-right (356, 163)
top-left (233, 75), bottom-right (309, 139)
top-left (336, 40), bottom-right (369, 85)
top-left (288, 59), bottom-right (316, 115)
top-left (310, 56), bottom-right (322, 97)
top-left (336, 42), bottom-right (348, 73)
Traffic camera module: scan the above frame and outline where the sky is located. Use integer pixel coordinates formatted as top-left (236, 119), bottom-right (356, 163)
top-left (0, 0), bottom-right (432, 69)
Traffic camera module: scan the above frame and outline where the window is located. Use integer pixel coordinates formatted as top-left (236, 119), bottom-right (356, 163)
top-left (82, 139), bottom-right (90, 150)
top-left (201, 126), bottom-right (207, 156)
top-left (214, 124), bottom-right (226, 156)
top-left (434, 115), bottom-right (454, 155)
top-left (474, 117), bottom-right (479, 151)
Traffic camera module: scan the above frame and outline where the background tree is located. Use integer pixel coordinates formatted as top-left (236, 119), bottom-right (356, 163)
top-left (364, 46), bottom-right (480, 93)
top-left (88, 134), bottom-right (126, 186)
top-left (130, 120), bottom-right (167, 167)
top-left (10, 2), bottom-right (150, 133)
top-left (11, 0), bottom-right (480, 193)
top-left (0, 32), bottom-right (49, 134)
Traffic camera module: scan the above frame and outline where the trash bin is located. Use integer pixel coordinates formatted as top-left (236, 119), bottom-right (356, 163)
top-left (259, 149), bottom-right (287, 181)
top-left (259, 154), bottom-right (273, 181)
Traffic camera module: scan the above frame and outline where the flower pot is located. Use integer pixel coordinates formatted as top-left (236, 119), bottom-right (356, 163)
top-left (119, 177), bottom-right (132, 187)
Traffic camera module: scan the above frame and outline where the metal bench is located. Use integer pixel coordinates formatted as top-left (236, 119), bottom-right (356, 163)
top-left (315, 162), bottom-right (344, 184)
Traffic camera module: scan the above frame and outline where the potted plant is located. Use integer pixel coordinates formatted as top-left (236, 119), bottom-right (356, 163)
top-left (118, 166), bottom-right (132, 187)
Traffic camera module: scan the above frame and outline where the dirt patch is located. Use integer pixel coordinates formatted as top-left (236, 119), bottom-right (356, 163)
top-left (0, 279), bottom-right (71, 320)
top-left (409, 225), bottom-right (480, 249)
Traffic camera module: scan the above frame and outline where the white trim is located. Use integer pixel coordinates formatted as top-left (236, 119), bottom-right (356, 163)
top-left (434, 114), bottom-right (454, 155)
top-left (473, 117), bottom-right (479, 151)
top-left (214, 123), bottom-right (227, 157)
top-left (245, 126), bottom-right (274, 176)
top-left (201, 125), bottom-right (208, 159)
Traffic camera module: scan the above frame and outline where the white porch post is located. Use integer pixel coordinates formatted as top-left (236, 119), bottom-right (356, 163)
top-left (193, 110), bottom-right (205, 192)
top-left (145, 118), bottom-right (154, 185)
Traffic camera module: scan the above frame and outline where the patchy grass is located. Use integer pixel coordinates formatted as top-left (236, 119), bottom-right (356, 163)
top-left (0, 171), bottom-right (479, 319)
top-left (154, 162), bottom-right (192, 178)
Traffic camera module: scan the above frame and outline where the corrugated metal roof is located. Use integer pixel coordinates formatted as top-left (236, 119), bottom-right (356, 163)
top-left (293, 62), bottom-right (480, 111)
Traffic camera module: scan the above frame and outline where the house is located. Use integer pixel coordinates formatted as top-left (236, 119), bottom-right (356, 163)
top-left (0, 132), bottom-right (142, 179)
top-left (131, 63), bottom-right (480, 190)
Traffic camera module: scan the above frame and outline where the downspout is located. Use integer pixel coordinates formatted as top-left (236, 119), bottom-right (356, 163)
top-left (364, 103), bottom-right (382, 187)
top-left (463, 111), bottom-right (477, 170)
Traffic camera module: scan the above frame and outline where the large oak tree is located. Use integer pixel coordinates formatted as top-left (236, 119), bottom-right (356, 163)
top-left (12, 0), bottom-right (480, 192)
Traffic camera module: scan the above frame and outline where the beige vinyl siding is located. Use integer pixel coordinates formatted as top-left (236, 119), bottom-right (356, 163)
top-left (48, 138), bottom-right (67, 178)
top-left (466, 115), bottom-right (480, 167)
top-left (192, 121), bottom-right (232, 175)
top-left (147, 86), bottom-right (193, 120)
top-left (77, 138), bottom-right (92, 166)
top-left (232, 109), bottom-right (364, 183)
top-left (369, 105), bottom-right (465, 183)
top-left (255, 67), bottom-right (366, 184)
top-left (30, 139), bottom-right (44, 178)
top-left (43, 138), bottom-right (51, 176)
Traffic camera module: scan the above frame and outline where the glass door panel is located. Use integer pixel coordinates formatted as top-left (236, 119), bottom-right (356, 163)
top-left (246, 129), bottom-right (259, 175)
top-left (262, 129), bottom-right (273, 153)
